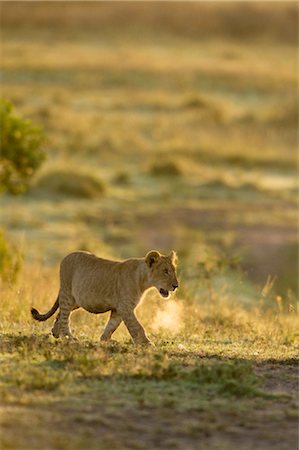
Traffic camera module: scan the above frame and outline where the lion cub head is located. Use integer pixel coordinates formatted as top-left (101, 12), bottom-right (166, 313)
top-left (145, 250), bottom-right (179, 298)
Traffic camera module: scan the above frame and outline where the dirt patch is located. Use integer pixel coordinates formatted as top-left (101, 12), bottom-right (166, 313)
top-left (256, 362), bottom-right (299, 397)
top-left (1, 397), bottom-right (297, 450)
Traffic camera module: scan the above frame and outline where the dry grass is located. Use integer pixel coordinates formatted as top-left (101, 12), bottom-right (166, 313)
top-left (2, 2), bottom-right (297, 44)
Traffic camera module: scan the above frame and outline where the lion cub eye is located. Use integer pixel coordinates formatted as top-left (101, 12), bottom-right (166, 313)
top-left (164, 269), bottom-right (169, 275)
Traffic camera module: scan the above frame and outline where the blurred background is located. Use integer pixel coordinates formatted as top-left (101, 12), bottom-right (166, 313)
top-left (0, 1), bottom-right (298, 299)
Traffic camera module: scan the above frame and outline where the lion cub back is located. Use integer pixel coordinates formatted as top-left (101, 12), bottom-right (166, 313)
top-left (60, 252), bottom-right (126, 308)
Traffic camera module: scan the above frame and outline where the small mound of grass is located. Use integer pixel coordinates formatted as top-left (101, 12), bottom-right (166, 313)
top-left (8, 364), bottom-right (68, 391)
top-left (182, 95), bottom-right (225, 122)
top-left (113, 171), bottom-right (131, 185)
top-left (150, 160), bottom-right (183, 177)
top-left (183, 95), bottom-right (210, 109)
top-left (202, 179), bottom-right (260, 193)
top-left (33, 169), bottom-right (106, 199)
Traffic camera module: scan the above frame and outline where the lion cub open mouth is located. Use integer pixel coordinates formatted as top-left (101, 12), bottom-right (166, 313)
top-left (159, 288), bottom-right (170, 298)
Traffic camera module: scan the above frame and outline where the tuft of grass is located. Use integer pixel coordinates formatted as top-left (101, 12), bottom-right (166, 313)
top-left (113, 171), bottom-right (131, 185)
top-left (150, 160), bottom-right (183, 177)
top-left (8, 364), bottom-right (69, 392)
top-left (182, 94), bottom-right (225, 122)
top-left (33, 169), bottom-right (106, 199)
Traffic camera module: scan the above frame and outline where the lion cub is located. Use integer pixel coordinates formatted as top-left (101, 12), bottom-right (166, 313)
top-left (31, 250), bottom-right (179, 345)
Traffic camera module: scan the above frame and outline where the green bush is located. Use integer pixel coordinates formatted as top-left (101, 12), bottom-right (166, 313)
top-left (0, 99), bottom-right (46, 194)
top-left (0, 230), bottom-right (22, 282)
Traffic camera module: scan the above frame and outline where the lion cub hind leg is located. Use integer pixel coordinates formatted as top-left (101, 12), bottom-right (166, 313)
top-left (52, 311), bottom-right (61, 338)
top-left (51, 292), bottom-right (77, 338)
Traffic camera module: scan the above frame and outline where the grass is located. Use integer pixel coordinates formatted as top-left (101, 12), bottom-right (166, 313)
top-left (0, 2), bottom-right (298, 449)
top-left (0, 267), bottom-right (298, 449)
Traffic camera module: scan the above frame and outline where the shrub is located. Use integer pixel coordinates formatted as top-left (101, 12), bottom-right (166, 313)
top-left (34, 169), bottom-right (106, 198)
top-left (0, 99), bottom-right (46, 194)
top-left (0, 229), bottom-right (22, 282)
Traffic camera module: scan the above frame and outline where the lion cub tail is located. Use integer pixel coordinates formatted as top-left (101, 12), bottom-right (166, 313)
top-left (31, 297), bottom-right (59, 322)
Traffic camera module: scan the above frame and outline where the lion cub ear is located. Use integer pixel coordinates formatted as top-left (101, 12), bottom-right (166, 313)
top-left (145, 250), bottom-right (161, 268)
top-left (169, 250), bottom-right (178, 265)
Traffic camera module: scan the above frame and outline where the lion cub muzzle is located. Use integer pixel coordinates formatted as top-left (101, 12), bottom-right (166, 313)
top-left (159, 283), bottom-right (179, 298)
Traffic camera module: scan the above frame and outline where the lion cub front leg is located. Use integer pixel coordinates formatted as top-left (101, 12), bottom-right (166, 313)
top-left (101, 310), bottom-right (122, 341)
top-left (119, 307), bottom-right (151, 345)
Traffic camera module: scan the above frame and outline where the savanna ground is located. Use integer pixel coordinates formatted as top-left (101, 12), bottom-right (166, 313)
top-left (0, 2), bottom-right (298, 449)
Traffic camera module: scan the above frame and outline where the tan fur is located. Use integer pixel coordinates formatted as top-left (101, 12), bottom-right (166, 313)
top-left (31, 250), bottom-right (179, 345)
